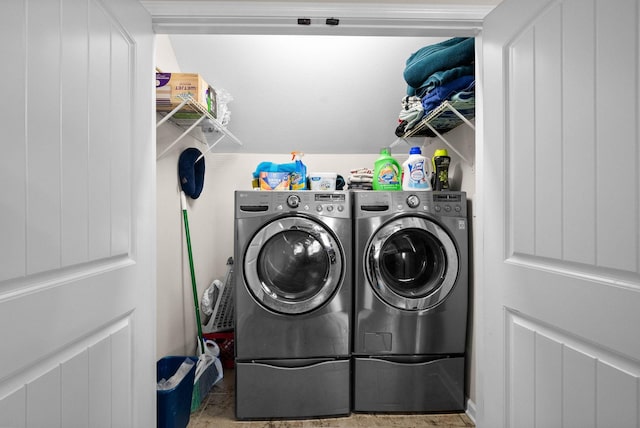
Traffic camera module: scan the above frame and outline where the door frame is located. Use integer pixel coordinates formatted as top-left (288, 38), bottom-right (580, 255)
top-left (141, 0), bottom-right (492, 421)
top-left (141, 2), bottom-right (492, 36)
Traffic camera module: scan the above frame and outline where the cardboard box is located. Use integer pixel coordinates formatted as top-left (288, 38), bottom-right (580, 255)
top-left (259, 172), bottom-right (290, 190)
top-left (156, 72), bottom-right (217, 117)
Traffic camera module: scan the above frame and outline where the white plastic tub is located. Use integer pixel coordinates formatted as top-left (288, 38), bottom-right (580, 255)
top-left (309, 172), bottom-right (338, 190)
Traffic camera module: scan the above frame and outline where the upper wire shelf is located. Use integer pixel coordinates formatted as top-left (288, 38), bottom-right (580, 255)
top-left (156, 94), bottom-right (242, 161)
top-left (391, 99), bottom-right (475, 165)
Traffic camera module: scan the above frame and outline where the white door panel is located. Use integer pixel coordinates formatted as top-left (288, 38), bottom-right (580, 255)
top-left (0, 0), bottom-right (154, 426)
top-left (26, 0), bottom-right (62, 276)
top-left (481, 0), bottom-right (640, 426)
top-left (507, 312), bottom-right (640, 428)
top-left (562, 0), bottom-right (597, 267)
top-left (1, 0), bottom-right (27, 285)
top-left (61, 0), bottom-right (91, 267)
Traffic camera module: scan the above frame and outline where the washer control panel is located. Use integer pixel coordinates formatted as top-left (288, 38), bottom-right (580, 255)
top-left (237, 191), bottom-right (350, 219)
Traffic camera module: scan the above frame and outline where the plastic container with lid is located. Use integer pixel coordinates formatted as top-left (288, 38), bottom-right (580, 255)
top-left (402, 146), bottom-right (431, 190)
top-left (309, 172), bottom-right (338, 190)
top-left (372, 148), bottom-right (402, 191)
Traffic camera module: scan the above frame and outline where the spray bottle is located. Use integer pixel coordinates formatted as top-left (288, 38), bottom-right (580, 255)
top-left (432, 148), bottom-right (451, 191)
top-left (373, 148), bottom-right (402, 191)
top-left (290, 151), bottom-right (307, 190)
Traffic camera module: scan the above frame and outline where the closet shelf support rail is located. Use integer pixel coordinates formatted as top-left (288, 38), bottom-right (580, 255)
top-left (156, 97), bottom-right (190, 128)
top-left (177, 94), bottom-right (243, 147)
top-left (445, 101), bottom-right (475, 130)
top-left (391, 99), bottom-right (473, 165)
top-left (423, 122), bottom-right (470, 164)
top-left (156, 94), bottom-right (243, 161)
top-left (404, 100), bottom-right (475, 139)
top-left (157, 115), bottom-right (207, 160)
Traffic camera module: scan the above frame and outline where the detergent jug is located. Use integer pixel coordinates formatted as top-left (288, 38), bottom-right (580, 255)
top-left (373, 148), bottom-right (402, 191)
top-left (402, 146), bottom-right (431, 190)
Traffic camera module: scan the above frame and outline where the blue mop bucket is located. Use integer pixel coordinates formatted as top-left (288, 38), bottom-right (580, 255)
top-left (157, 356), bottom-right (196, 428)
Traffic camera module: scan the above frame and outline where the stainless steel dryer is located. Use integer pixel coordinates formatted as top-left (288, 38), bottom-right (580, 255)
top-left (234, 190), bottom-right (351, 420)
top-left (352, 191), bottom-right (468, 413)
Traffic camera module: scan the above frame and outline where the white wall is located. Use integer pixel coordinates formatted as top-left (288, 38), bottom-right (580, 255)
top-left (155, 35), bottom-right (477, 404)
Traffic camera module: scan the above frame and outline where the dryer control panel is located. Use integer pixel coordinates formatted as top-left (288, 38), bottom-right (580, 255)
top-left (395, 191), bottom-right (466, 217)
top-left (354, 190), bottom-right (466, 218)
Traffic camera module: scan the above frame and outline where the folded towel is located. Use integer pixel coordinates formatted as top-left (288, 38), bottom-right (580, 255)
top-left (350, 167), bottom-right (373, 175)
top-left (450, 84), bottom-right (476, 103)
top-left (421, 76), bottom-right (475, 114)
top-left (411, 64), bottom-right (475, 98)
top-left (404, 37), bottom-right (475, 90)
top-left (348, 167), bottom-right (374, 188)
top-left (348, 175), bottom-right (373, 183)
top-left (348, 182), bottom-right (373, 190)
top-left (398, 96), bottom-right (425, 131)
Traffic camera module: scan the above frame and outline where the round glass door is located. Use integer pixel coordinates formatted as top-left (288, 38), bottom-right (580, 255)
top-left (244, 216), bottom-right (343, 314)
top-left (366, 216), bottom-right (458, 311)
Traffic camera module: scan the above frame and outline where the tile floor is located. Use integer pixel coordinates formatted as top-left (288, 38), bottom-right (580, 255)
top-left (188, 369), bottom-right (475, 428)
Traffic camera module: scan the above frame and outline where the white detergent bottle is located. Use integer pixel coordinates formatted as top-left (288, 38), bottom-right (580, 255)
top-left (402, 146), bottom-right (431, 190)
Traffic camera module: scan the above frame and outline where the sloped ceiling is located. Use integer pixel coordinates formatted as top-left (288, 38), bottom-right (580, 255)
top-left (150, 2), bottom-right (496, 153)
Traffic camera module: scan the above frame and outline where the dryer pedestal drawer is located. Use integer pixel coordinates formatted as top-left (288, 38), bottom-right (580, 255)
top-left (236, 358), bottom-right (350, 420)
top-left (353, 355), bottom-right (464, 412)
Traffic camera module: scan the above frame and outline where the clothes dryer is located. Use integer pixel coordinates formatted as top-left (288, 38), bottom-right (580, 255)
top-left (234, 190), bottom-right (351, 420)
top-left (352, 191), bottom-right (468, 412)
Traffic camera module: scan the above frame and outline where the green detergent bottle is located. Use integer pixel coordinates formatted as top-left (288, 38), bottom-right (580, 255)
top-left (372, 148), bottom-right (402, 191)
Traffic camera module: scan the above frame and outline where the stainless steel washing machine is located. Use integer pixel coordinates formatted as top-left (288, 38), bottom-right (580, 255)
top-left (352, 191), bottom-right (468, 413)
top-left (234, 190), bottom-right (351, 420)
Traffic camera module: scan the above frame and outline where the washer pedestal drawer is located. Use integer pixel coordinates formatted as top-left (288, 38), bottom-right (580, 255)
top-left (353, 355), bottom-right (464, 413)
top-left (236, 358), bottom-right (350, 420)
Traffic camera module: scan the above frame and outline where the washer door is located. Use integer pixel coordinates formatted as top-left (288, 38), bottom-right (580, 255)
top-left (366, 216), bottom-right (458, 311)
top-left (244, 216), bottom-right (343, 315)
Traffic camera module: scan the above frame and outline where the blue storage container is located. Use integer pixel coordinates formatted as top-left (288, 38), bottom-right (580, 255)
top-left (157, 356), bottom-right (196, 428)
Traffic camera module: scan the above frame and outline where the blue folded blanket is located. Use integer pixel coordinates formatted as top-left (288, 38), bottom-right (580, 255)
top-left (409, 64), bottom-right (475, 97)
top-left (404, 37), bottom-right (475, 90)
top-left (421, 76), bottom-right (475, 114)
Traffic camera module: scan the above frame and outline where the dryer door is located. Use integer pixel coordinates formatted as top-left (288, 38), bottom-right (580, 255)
top-left (366, 216), bottom-right (458, 311)
top-left (244, 215), bottom-right (343, 315)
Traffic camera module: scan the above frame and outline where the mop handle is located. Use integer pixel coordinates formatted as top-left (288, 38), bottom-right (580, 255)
top-left (181, 192), bottom-right (206, 355)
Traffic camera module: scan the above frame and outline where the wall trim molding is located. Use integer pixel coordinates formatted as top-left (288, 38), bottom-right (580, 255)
top-left (466, 397), bottom-right (477, 424)
top-left (141, 1), bottom-right (493, 36)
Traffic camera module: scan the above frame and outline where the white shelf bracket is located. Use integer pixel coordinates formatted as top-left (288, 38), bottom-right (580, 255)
top-left (392, 99), bottom-right (475, 166)
top-left (156, 94), bottom-right (243, 161)
top-left (196, 134), bottom-right (225, 162)
top-left (424, 122), bottom-right (470, 165)
top-left (157, 115), bottom-right (207, 160)
top-left (156, 97), bottom-right (190, 128)
top-left (390, 137), bottom-right (413, 148)
top-left (443, 101), bottom-right (475, 130)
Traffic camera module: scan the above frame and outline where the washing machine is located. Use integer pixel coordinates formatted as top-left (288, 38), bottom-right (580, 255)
top-left (352, 190), bottom-right (468, 413)
top-left (234, 190), bottom-right (351, 420)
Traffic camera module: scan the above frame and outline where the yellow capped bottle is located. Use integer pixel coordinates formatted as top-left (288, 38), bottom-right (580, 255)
top-left (432, 148), bottom-right (451, 191)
